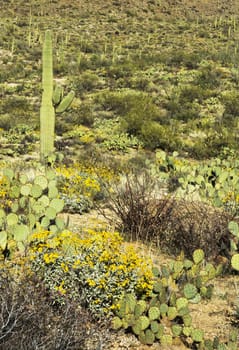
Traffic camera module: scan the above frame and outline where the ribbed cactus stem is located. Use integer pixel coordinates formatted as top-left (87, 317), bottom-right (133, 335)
top-left (40, 30), bottom-right (55, 163)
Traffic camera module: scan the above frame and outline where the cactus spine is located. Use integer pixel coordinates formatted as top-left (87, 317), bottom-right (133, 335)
top-left (40, 30), bottom-right (55, 163)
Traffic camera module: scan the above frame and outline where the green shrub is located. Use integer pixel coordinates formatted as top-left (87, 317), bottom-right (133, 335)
top-left (140, 121), bottom-right (180, 151)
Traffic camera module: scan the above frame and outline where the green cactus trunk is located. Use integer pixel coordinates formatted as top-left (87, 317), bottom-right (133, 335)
top-left (40, 30), bottom-right (55, 163)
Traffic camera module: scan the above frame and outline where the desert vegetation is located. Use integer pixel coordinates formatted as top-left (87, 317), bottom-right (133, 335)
top-left (1, 0), bottom-right (239, 349)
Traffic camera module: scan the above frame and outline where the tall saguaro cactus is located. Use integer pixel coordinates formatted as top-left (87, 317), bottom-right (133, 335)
top-left (40, 30), bottom-right (75, 164)
top-left (40, 30), bottom-right (55, 163)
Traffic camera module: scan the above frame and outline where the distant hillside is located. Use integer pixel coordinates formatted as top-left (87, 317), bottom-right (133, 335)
top-left (2, 0), bottom-right (239, 20)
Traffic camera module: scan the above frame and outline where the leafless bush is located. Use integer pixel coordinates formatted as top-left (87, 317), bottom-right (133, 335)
top-left (103, 171), bottom-right (232, 260)
top-left (103, 171), bottom-right (172, 243)
top-left (157, 199), bottom-right (232, 259)
top-left (0, 270), bottom-right (107, 350)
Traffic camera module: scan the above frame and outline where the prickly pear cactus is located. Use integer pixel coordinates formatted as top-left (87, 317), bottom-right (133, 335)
top-left (231, 253), bottom-right (239, 271)
top-left (0, 167), bottom-right (65, 256)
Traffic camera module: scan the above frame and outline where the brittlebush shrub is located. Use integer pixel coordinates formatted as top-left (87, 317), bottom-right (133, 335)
top-left (55, 163), bottom-right (117, 213)
top-left (29, 229), bottom-right (154, 317)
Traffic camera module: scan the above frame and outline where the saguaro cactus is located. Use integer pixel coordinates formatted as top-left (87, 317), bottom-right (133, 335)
top-left (40, 30), bottom-right (75, 163)
top-left (40, 30), bottom-right (55, 163)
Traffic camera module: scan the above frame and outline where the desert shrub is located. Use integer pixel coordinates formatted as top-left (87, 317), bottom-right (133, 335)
top-left (2, 124), bottom-right (38, 155)
top-left (188, 131), bottom-right (235, 159)
top-left (0, 263), bottom-right (99, 350)
top-left (74, 71), bottom-right (101, 92)
top-left (102, 133), bottom-right (141, 152)
top-left (104, 171), bottom-right (232, 260)
top-left (0, 115), bottom-right (12, 130)
top-left (194, 60), bottom-right (222, 89)
top-left (74, 101), bottom-right (95, 127)
top-left (221, 91), bottom-right (239, 127)
top-left (29, 229), bottom-right (154, 316)
top-left (157, 199), bottom-right (232, 259)
top-left (55, 163), bottom-right (118, 213)
top-left (103, 171), bottom-right (171, 243)
top-left (94, 90), bottom-right (161, 124)
top-left (140, 121), bottom-right (180, 151)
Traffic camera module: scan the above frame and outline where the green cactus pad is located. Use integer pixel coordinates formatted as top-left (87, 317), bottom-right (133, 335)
top-left (150, 320), bottom-right (160, 334)
top-left (170, 292), bottom-right (177, 307)
top-left (132, 322), bottom-right (142, 335)
top-left (13, 224), bottom-right (30, 241)
top-left (190, 293), bottom-right (201, 304)
top-left (55, 217), bottom-right (65, 231)
top-left (19, 174), bottom-right (28, 184)
top-left (45, 207), bottom-right (57, 220)
top-left (49, 198), bottom-right (64, 213)
top-left (48, 185), bottom-right (58, 199)
top-left (20, 184), bottom-right (32, 196)
top-left (153, 280), bottom-right (163, 293)
top-left (38, 195), bottom-right (50, 207)
top-left (0, 209), bottom-right (6, 218)
top-left (191, 328), bottom-right (204, 342)
top-left (184, 259), bottom-right (193, 269)
top-left (138, 315), bottom-right (150, 331)
top-left (148, 307), bottom-right (160, 321)
top-left (3, 168), bottom-right (14, 180)
top-left (7, 213), bottom-right (18, 226)
top-left (183, 326), bottom-right (193, 337)
top-left (125, 293), bottom-right (137, 314)
top-left (134, 300), bottom-right (147, 318)
top-left (9, 185), bottom-right (20, 199)
top-left (155, 324), bottom-right (164, 339)
top-left (228, 221), bottom-right (239, 238)
top-left (172, 324), bottom-right (182, 337)
top-left (112, 317), bottom-right (123, 330)
top-left (167, 306), bottom-right (177, 320)
top-left (193, 249), bottom-right (205, 264)
top-left (178, 306), bottom-right (190, 317)
top-left (34, 175), bottom-right (48, 190)
top-left (182, 314), bottom-right (192, 327)
top-left (144, 329), bottom-right (155, 345)
top-left (46, 169), bottom-right (56, 181)
top-left (41, 216), bottom-right (50, 228)
top-left (11, 203), bottom-right (19, 213)
top-left (28, 214), bottom-right (36, 229)
top-left (55, 90), bottom-right (75, 113)
top-left (30, 184), bottom-right (43, 198)
top-left (183, 283), bottom-right (198, 299)
top-left (0, 231), bottom-right (7, 250)
top-left (231, 254), bottom-right (239, 271)
top-left (49, 224), bottom-right (58, 233)
top-left (176, 297), bottom-right (188, 310)
top-left (160, 334), bottom-right (173, 346)
top-left (173, 261), bottom-right (184, 274)
top-left (159, 303), bottom-right (168, 316)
